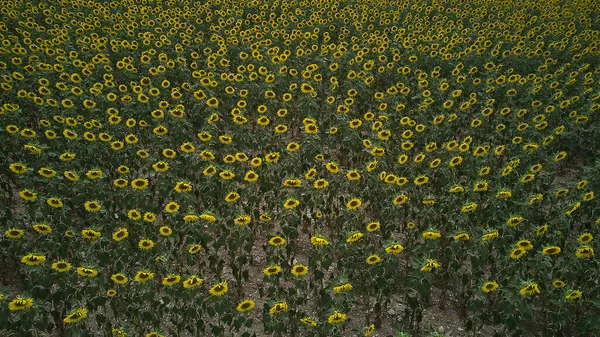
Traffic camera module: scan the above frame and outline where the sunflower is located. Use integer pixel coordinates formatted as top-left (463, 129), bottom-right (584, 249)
top-left (139, 239), bottom-right (154, 250)
top-left (134, 271), bottom-right (154, 283)
top-left (422, 231), bottom-right (441, 239)
top-left (420, 259), bottom-right (440, 271)
top-left (150, 161), bottom-right (168, 174)
top-left (82, 229), bottom-right (101, 241)
top-left (347, 197), bottom-right (362, 210)
top-left (566, 290), bottom-right (582, 300)
top-left (8, 297), bottom-right (33, 311)
top-left (269, 236), bottom-right (286, 247)
top-left (325, 162), bottom-right (339, 173)
top-left (553, 280), bottom-right (566, 289)
top-left (346, 232), bottom-right (364, 243)
top-left (188, 244), bottom-right (202, 254)
top-left (77, 267), bottom-right (98, 278)
top-left (9, 163), bottom-right (27, 174)
top-left (327, 311), bottom-right (347, 324)
top-left (225, 192), bottom-right (240, 202)
top-left (519, 282), bottom-right (540, 296)
top-left (83, 200), bottom-right (101, 212)
top-left (5, 228), bottom-right (24, 239)
top-left (32, 224), bottom-right (52, 234)
top-left (128, 209), bottom-right (142, 220)
top-left (47, 197), bottom-right (64, 209)
top-left (578, 233), bottom-right (593, 244)
top-left (111, 273), bottom-right (128, 285)
top-left (453, 233), bottom-right (470, 241)
top-left (106, 289), bottom-right (117, 297)
top-left (131, 178), bottom-right (149, 189)
top-left (63, 308), bottom-right (87, 324)
top-left (236, 299), bottom-right (255, 313)
top-left (112, 228), bottom-right (129, 241)
top-left (158, 226), bottom-right (172, 237)
top-left (366, 255), bottom-right (381, 265)
top-left (38, 167), bottom-right (57, 178)
top-left (300, 318), bottom-right (318, 327)
top-left (291, 264), bottom-right (309, 276)
top-left (507, 216), bottom-right (524, 228)
top-left (264, 265), bottom-right (282, 276)
top-left (393, 194), bottom-right (409, 205)
top-left (310, 236), bottom-right (329, 246)
top-left (165, 201), bottom-right (180, 213)
top-left (162, 274), bottom-right (181, 286)
top-left (385, 243), bottom-right (404, 254)
top-left (576, 246), bottom-right (594, 259)
top-left (482, 281), bottom-right (499, 293)
top-left (174, 182), bottom-right (193, 193)
top-left (209, 281), bottom-right (228, 296)
top-left (269, 301), bottom-right (288, 315)
top-left (366, 222), bottom-right (380, 232)
top-left (516, 240), bottom-right (534, 251)
top-left (510, 248), bottom-right (526, 260)
top-left (183, 275), bottom-right (203, 289)
top-left (21, 254), bottom-right (46, 266)
top-left (283, 198), bottom-right (300, 209)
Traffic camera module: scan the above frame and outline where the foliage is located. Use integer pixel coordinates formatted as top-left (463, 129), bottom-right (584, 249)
top-left (1, 0), bottom-right (599, 336)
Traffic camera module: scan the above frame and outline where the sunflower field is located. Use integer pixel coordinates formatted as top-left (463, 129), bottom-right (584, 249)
top-left (1, 0), bottom-right (600, 336)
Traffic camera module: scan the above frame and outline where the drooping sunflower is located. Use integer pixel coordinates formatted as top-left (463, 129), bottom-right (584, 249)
top-left (385, 243), bottom-right (404, 254)
top-left (576, 246), bottom-right (594, 259)
top-left (310, 236), bottom-right (329, 246)
top-left (566, 290), bottom-right (582, 300)
top-left (162, 274), bottom-right (181, 286)
top-left (21, 254), bottom-right (46, 266)
top-left (269, 301), bottom-right (288, 315)
top-left (82, 229), bottom-right (101, 241)
top-left (8, 297), bottom-right (33, 311)
top-left (183, 275), bottom-right (203, 289)
top-left (347, 232), bottom-right (364, 243)
top-left (33, 223), bottom-right (52, 234)
top-left (327, 311), bottom-right (347, 324)
top-left (300, 317), bottom-right (318, 327)
top-left (77, 267), bottom-right (98, 278)
top-left (421, 259), bottom-right (440, 272)
top-left (519, 282), bottom-right (540, 296)
top-left (333, 283), bottom-right (353, 293)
